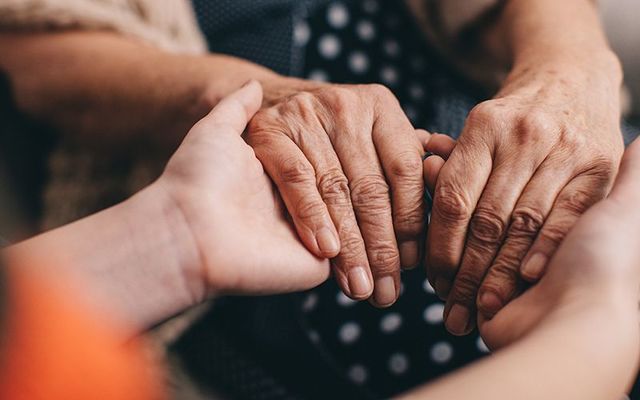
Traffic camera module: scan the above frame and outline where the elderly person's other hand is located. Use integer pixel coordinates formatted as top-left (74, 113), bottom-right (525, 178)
top-left (479, 139), bottom-right (640, 351)
top-left (427, 0), bottom-right (626, 335)
top-left (245, 80), bottom-right (425, 307)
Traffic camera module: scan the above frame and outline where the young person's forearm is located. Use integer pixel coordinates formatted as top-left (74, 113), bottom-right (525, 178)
top-left (400, 300), bottom-right (639, 400)
top-left (2, 182), bottom-right (202, 336)
top-left (0, 32), bottom-right (284, 148)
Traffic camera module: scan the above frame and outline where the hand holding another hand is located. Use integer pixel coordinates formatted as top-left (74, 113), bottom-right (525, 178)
top-left (155, 81), bottom-right (330, 299)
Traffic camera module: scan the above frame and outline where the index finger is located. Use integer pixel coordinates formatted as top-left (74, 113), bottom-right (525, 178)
top-left (427, 133), bottom-right (493, 299)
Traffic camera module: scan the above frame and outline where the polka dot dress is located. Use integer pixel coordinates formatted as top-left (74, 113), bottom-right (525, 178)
top-left (293, 1), bottom-right (488, 398)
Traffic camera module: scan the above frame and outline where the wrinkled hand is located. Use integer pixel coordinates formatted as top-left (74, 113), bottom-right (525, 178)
top-left (246, 79), bottom-right (424, 307)
top-left (427, 59), bottom-right (625, 335)
top-left (157, 81), bottom-right (330, 297)
top-left (479, 139), bottom-right (640, 349)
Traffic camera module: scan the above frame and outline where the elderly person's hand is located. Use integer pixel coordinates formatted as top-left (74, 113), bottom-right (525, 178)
top-left (245, 79), bottom-right (425, 307)
top-left (479, 139), bottom-right (640, 351)
top-left (428, 52), bottom-right (625, 335)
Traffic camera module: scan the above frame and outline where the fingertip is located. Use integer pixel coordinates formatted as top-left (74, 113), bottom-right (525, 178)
top-left (423, 155), bottom-right (445, 192)
top-left (425, 134), bottom-right (456, 159)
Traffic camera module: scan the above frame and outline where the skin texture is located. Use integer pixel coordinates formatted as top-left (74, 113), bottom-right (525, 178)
top-left (0, 0), bottom-right (623, 312)
top-left (246, 83), bottom-right (425, 307)
top-left (426, 0), bottom-right (625, 335)
top-left (5, 89), bottom-right (639, 399)
top-left (400, 139), bottom-right (640, 400)
top-left (4, 82), bottom-right (331, 335)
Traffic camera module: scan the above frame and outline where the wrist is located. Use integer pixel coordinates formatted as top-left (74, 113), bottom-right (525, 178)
top-left (130, 182), bottom-right (209, 307)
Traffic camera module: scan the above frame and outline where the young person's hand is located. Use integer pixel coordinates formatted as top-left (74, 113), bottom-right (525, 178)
top-left (155, 80), bottom-right (330, 299)
top-left (478, 139), bottom-right (640, 350)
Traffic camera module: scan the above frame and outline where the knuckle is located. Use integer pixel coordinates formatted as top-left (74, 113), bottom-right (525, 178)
top-left (538, 223), bottom-right (569, 247)
top-left (394, 206), bottom-right (425, 237)
top-left (510, 207), bottom-right (545, 238)
top-left (487, 260), bottom-right (519, 284)
top-left (317, 168), bottom-right (351, 206)
top-left (365, 83), bottom-right (394, 100)
top-left (451, 271), bottom-right (482, 304)
top-left (278, 156), bottom-right (314, 185)
top-left (517, 111), bottom-right (552, 138)
top-left (389, 152), bottom-right (423, 179)
top-left (294, 197), bottom-right (327, 221)
top-left (338, 234), bottom-right (366, 259)
top-left (369, 243), bottom-right (401, 273)
top-left (433, 182), bottom-right (472, 223)
top-left (319, 86), bottom-right (359, 113)
top-left (559, 128), bottom-right (588, 151)
top-left (466, 102), bottom-right (501, 130)
top-left (468, 208), bottom-right (506, 246)
top-left (558, 186), bottom-right (597, 217)
top-left (350, 175), bottom-right (391, 212)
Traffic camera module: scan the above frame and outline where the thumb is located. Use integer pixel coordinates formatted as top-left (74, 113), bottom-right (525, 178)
top-left (199, 80), bottom-right (264, 134)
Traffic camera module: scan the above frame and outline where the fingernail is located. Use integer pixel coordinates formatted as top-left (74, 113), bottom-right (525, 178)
top-left (521, 253), bottom-right (547, 281)
top-left (348, 267), bottom-right (373, 299)
top-left (479, 291), bottom-right (503, 317)
top-left (446, 304), bottom-right (470, 335)
top-left (399, 241), bottom-right (419, 269)
top-left (435, 278), bottom-right (451, 300)
top-left (373, 276), bottom-right (396, 306)
top-left (316, 227), bottom-right (339, 256)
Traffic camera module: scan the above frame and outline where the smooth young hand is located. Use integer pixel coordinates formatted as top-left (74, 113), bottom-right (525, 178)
top-left (156, 81), bottom-right (330, 299)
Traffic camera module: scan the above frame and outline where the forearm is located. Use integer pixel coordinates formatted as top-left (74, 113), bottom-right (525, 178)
top-left (400, 300), bottom-right (639, 400)
top-left (487, 0), bottom-right (621, 85)
top-left (2, 182), bottom-right (201, 336)
top-left (0, 31), bottom-right (289, 149)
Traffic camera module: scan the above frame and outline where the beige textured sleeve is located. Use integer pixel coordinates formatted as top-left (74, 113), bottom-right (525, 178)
top-left (0, 0), bottom-right (207, 54)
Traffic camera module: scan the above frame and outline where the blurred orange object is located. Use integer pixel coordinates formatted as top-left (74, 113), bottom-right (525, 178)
top-left (0, 267), bottom-right (163, 400)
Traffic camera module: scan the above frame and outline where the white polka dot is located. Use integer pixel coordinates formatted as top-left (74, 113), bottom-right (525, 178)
top-left (476, 337), bottom-right (490, 353)
top-left (423, 303), bottom-right (445, 324)
top-left (327, 2), bottom-right (350, 29)
top-left (339, 322), bottom-right (361, 344)
top-left (363, 0), bottom-right (380, 14)
top-left (388, 352), bottom-right (410, 375)
top-left (336, 291), bottom-right (357, 307)
top-left (347, 364), bottom-right (368, 385)
top-left (307, 330), bottom-right (321, 344)
top-left (380, 313), bottom-right (403, 334)
top-left (318, 34), bottom-right (342, 59)
top-left (348, 51), bottom-right (370, 74)
top-left (293, 21), bottom-right (311, 46)
top-left (423, 278), bottom-right (435, 294)
top-left (308, 69), bottom-right (330, 82)
top-left (301, 292), bottom-right (318, 312)
top-left (380, 66), bottom-right (399, 86)
top-left (409, 83), bottom-right (425, 100)
top-left (430, 341), bottom-right (454, 364)
top-left (383, 39), bottom-right (401, 57)
top-left (356, 20), bottom-right (376, 41)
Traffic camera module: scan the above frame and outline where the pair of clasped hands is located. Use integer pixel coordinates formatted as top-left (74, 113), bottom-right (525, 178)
top-left (148, 80), bottom-right (639, 350)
